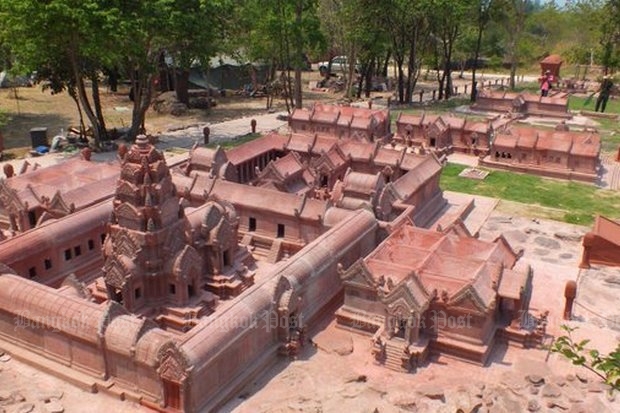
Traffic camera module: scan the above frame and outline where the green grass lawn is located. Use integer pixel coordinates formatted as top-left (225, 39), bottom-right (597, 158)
top-left (568, 94), bottom-right (620, 115)
top-left (206, 132), bottom-right (261, 149)
top-left (440, 163), bottom-right (620, 226)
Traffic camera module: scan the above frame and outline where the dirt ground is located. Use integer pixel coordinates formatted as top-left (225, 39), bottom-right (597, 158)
top-left (0, 70), bottom-right (344, 154)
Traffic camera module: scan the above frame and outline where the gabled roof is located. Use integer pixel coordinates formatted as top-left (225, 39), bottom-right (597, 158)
top-left (390, 155), bottom-right (442, 200)
top-left (493, 132), bottom-right (518, 149)
top-left (358, 223), bottom-right (523, 314)
top-left (535, 131), bottom-right (572, 152)
top-left (313, 144), bottom-right (349, 172)
top-left (382, 276), bottom-right (431, 312)
top-left (226, 132), bottom-right (288, 165)
top-left (286, 133), bottom-right (317, 153)
top-left (570, 133), bottom-right (600, 157)
top-left (1, 158), bottom-right (119, 214)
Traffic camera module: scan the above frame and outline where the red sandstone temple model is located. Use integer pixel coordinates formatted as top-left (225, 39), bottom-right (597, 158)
top-left (481, 124), bottom-right (601, 182)
top-left (0, 104), bottom-right (543, 412)
top-left (472, 90), bottom-right (571, 118)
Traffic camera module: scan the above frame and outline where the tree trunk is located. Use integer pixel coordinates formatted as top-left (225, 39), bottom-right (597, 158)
top-left (90, 74), bottom-right (108, 141)
top-left (129, 70), bottom-right (154, 140)
top-left (293, 0), bottom-right (303, 109)
top-left (69, 53), bottom-right (102, 148)
top-left (68, 87), bottom-right (86, 137)
top-left (175, 68), bottom-right (190, 105)
top-left (471, 21), bottom-right (484, 102)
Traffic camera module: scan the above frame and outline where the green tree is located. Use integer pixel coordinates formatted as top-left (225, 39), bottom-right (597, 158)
top-left (493, 0), bottom-right (530, 89)
top-left (428, 0), bottom-right (475, 100)
top-left (237, 0), bottom-right (324, 110)
top-left (470, 0), bottom-right (494, 101)
top-left (164, 0), bottom-right (232, 106)
top-left (0, 0), bottom-right (123, 147)
top-left (384, 0), bottom-right (430, 103)
top-left (552, 325), bottom-right (620, 391)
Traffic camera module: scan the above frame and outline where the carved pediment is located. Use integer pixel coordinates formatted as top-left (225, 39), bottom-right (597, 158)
top-left (112, 230), bottom-right (140, 258)
top-left (0, 180), bottom-right (24, 213)
top-left (47, 191), bottom-right (72, 215)
top-left (116, 180), bottom-right (140, 200)
top-left (381, 279), bottom-right (428, 313)
top-left (158, 343), bottom-right (190, 383)
top-left (104, 259), bottom-right (128, 289)
top-left (120, 163), bottom-right (144, 183)
top-left (170, 245), bottom-right (202, 281)
top-left (98, 300), bottom-right (129, 336)
top-left (257, 163), bottom-right (285, 183)
top-left (341, 260), bottom-right (375, 289)
top-left (449, 287), bottom-right (489, 314)
top-left (115, 202), bottom-right (143, 227)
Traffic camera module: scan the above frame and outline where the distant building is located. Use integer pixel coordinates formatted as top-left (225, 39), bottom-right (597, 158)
top-left (480, 125), bottom-right (600, 182)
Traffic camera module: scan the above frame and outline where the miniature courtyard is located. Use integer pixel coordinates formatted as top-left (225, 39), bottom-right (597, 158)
top-left (224, 207), bottom-right (620, 413)
top-left (0, 79), bottom-right (620, 413)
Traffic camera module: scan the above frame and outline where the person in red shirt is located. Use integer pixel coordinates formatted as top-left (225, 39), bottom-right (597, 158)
top-left (540, 70), bottom-right (553, 97)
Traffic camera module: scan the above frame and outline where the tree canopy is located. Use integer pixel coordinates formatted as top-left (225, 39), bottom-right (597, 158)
top-left (0, 0), bottom-right (619, 140)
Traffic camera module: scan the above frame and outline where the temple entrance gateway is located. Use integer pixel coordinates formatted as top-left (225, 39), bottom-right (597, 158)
top-left (163, 379), bottom-right (181, 410)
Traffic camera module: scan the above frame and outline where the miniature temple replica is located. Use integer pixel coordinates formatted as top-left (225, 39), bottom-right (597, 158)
top-left (472, 90), bottom-right (571, 118)
top-left (0, 104), bottom-right (546, 412)
top-left (393, 113), bottom-right (494, 156)
top-left (288, 102), bottom-right (391, 141)
top-left (336, 222), bottom-right (535, 372)
top-left (0, 158), bottom-right (118, 236)
top-left (480, 125), bottom-right (601, 182)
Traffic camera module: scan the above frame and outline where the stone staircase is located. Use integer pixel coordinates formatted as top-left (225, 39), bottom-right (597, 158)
top-left (249, 237), bottom-right (272, 261)
top-left (383, 339), bottom-right (408, 372)
top-left (266, 239), bottom-right (283, 263)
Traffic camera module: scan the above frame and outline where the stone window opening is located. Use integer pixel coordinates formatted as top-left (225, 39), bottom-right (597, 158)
top-left (64, 248), bottom-right (72, 261)
top-left (188, 284), bottom-right (195, 298)
top-left (28, 210), bottom-right (37, 228)
top-left (169, 284), bottom-right (176, 295)
top-left (44, 258), bottom-right (52, 270)
top-left (74, 245), bottom-right (82, 257)
top-left (135, 287), bottom-right (142, 299)
top-left (28, 266), bottom-right (37, 279)
top-left (277, 224), bottom-right (285, 238)
top-left (100, 233), bottom-right (106, 244)
top-left (249, 217), bottom-right (257, 232)
top-left (88, 239), bottom-right (95, 250)
top-left (430, 138), bottom-right (436, 147)
top-left (320, 175), bottom-right (329, 187)
top-left (111, 288), bottom-right (123, 304)
top-left (223, 249), bottom-right (231, 267)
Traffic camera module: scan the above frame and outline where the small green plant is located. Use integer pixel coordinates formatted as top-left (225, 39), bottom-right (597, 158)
top-left (0, 107), bottom-right (8, 128)
top-left (551, 325), bottom-right (620, 391)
